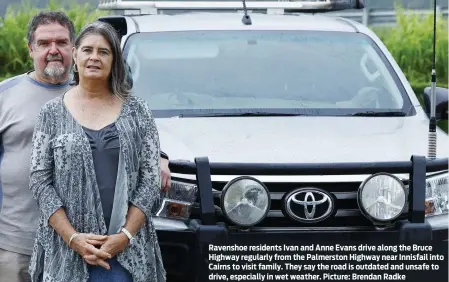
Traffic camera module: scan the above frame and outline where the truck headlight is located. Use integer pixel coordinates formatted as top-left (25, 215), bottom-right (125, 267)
top-left (425, 173), bottom-right (448, 217)
top-left (155, 180), bottom-right (198, 220)
top-left (358, 173), bottom-right (407, 223)
top-left (221, 176), bottom-right (270, 227)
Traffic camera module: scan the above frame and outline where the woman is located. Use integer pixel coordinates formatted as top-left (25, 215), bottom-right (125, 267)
top-left (28, 21), bottom-right (166, 282)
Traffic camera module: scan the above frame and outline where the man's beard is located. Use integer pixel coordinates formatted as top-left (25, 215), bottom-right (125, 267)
top-left (42, 54), bottom-right (68, 80)
top-left (44, 65), bottom-right (66, 77)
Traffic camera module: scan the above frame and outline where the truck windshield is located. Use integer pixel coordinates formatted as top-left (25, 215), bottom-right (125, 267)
top-left (122, 30), bottom-right (414, 117)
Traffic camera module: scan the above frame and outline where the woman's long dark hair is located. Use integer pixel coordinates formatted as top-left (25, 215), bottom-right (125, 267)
top-left (73, 21), bottom-right (131, 100)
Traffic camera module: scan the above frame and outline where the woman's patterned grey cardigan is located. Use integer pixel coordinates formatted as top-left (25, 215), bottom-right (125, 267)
top-left (28, 94), bottom-right (166, 282)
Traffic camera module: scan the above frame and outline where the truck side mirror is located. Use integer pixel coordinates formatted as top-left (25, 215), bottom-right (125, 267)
top-left (423, 87), bottom-right (448, 120)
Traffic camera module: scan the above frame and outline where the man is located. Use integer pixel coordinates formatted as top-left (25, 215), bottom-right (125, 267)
top-left (0, 11), bottom-right (171, 282)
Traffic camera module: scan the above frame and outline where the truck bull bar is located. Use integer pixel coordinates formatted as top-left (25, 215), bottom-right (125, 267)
top-left (166, 156), bottom-right (447, 282)
top-left (168, 155), bottom-right (448, 227)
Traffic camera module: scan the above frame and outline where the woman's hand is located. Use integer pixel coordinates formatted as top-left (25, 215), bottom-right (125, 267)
top-left (70, 233), bottom-right (112, 270)
top-left (96, 233), bottom-right (130, 258)
top-left (82, 233), bottom-right (129, 266)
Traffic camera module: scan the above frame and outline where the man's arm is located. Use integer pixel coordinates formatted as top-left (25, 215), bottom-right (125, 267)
top-left (160, 151), bottom-right (169, 160)
top-left (160, 151), bottom-right (171, 192)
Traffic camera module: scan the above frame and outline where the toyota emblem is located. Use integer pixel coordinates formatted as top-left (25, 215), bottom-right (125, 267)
top-left (283, 188), bottom-right (335, 223)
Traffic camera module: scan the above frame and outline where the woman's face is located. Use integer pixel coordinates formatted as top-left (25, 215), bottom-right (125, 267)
top-left (74, 34), bottom-right (113, 82)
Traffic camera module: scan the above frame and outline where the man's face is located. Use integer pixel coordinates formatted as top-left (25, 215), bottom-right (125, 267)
top-left (28, 22), bottom-right (73, 83)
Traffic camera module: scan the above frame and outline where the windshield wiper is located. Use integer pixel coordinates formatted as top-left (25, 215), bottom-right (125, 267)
top-left (179, 112), bottom-right (305, 117)
top-left (350, 111), bottom-right (407, 117)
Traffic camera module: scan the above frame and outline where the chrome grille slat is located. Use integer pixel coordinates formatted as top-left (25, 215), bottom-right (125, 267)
top-left (215, 209), bottom-right (362, 218)
top-left (214, 191), bottom-right (358, 200)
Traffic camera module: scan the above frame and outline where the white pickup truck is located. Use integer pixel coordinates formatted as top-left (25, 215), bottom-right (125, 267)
top-left (98, 1), bottom-right (448, 281)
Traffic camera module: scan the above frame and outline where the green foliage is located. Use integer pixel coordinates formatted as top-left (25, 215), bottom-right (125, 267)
top-left (438, 120), bottom-right (448, 133)
top-left (372, 5), bottom-right (448, 86)
top-left (0, 0), bottom-right (109, 79)
top-left (371, 6), bottom-right (449, 133)
top-left (0, 1), bottom-right (39, 80)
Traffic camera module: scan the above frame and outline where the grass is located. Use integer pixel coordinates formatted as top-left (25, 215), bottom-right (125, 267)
top-left (372, 6), bottom-right (448, 133)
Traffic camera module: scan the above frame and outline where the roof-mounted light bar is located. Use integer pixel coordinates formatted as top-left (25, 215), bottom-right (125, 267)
top-left (98, 0), bottom-right (364, 15)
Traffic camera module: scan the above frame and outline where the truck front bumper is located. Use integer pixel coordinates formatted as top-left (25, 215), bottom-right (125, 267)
top-left (161, 155), bottom-right (448, 281)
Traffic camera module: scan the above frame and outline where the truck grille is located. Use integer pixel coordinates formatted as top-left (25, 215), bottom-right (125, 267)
top-left (210, 181), bottom-right (408, 228)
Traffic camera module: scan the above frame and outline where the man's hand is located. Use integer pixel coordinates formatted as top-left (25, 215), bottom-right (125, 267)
top-left (161, 157), bottom-right (171, 192)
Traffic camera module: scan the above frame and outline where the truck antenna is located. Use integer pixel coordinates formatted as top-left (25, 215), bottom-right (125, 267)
top-left (241, 0), bottom-right (252, 25)
top-left (428, 0), bottom-right (437, 159)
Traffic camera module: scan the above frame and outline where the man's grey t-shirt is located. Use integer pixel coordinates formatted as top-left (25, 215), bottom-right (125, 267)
top-left (0, 72), bottom-right (71, 255)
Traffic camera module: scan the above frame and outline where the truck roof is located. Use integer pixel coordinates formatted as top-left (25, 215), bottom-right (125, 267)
top-left (129, 12), bottom-right (362, 33)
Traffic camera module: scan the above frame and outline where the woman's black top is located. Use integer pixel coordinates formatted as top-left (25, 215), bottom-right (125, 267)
top-left (83, 123), bottom-right (120, 229)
